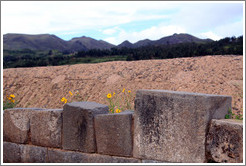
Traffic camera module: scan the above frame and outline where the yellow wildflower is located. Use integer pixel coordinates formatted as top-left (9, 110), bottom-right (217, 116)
top-left (122, 88), bottom-right (125, 93)
top-left (64, 98), bottom-right (67, 104)
top-left (8, 97), bottom-right (12, 101)
top-left (10, 94), bottom-right (15, 98)
top-left (107, 93), bottom-right (112, 99)
top-left (61, 97), bottom-right (65, 102)
top-left (69, 91), bottom-right (73, 96)
top-left (128, 90), bottom-right (131, 93)
top-left (115, 109), bottom-right (121, 113)
top-left (11, 100), bottom-right (15, 103)
top-left (113, 92), bottom-right (116, 96)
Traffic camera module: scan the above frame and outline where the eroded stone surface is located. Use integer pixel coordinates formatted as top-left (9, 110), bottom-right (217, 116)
top-left (133, 89), bottom-right (231, 163)
top-left (206, 119), bottom-right (243, 163)
top-left (47, 148), bottom-right (140, 163)
top-left (95, 111), bottom-right (133, 157)
top-left (3, 142), bottom-right (21, 163)
top-left (62, 102), bottom-right (108, 152)
top-left (20, 144), bottom-right (48, 163)
top-left (3, 108), bottom-right (43, 143)
top-left (30, 109), bottom-right (63, 148)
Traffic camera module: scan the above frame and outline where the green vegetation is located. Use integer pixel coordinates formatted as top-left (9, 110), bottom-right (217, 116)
top-left (225, 108), bottom-right (243, 120)
top-left (3, 94), bottom-right (18, 110)
top-left (3, 36), bottom-right (243, 69)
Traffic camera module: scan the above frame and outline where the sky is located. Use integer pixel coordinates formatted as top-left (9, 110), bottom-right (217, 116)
top-left (1, 1), bottom-right (244, 45)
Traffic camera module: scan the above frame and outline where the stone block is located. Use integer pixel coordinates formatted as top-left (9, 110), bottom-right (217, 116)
top-left (142, 159), bottom-right (166, 163)
top-left (133, 90), bottom-right (231, 163)
top-left (47, 148), bottom-right (141, 163)
top-left (95, 111), bottom-right (133, 157)
top-left (83, 153), bottom-right (141, 163)
top-left (3, 142), bottom-right (21, 163)
top-left (62, 102), bottom-right (108, 152)
top-left (3, 108), bottom-right (43, 144)
top-left (47, 148), bottom-right (86, 163)
top-left (30, 109), bottom-right (63, 148)
top-left (20, 144), bottom-right (48, 163)
top-left (206, 119), bottom-right (243, 163)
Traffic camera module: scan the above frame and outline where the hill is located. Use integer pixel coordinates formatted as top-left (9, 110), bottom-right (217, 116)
top-left (3, 55), bottom-right (243, 117)
top-left (3, 33), bottom-right (114, 52)
top-left (117, 33), bottom-right (213, 48)
top-left (69, 36), bottom-right (115, 50)
top-left (3, 33), bottom-right (69, 51)
top-left (4, 33), bottom-right (212, 51)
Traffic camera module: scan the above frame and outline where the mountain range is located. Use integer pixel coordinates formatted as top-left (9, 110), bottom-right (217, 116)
top-left (3, 33), bottom-right (213, 52)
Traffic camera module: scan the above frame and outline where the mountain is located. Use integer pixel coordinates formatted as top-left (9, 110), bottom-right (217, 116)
top-left (153, 33), bottom-right (213, 45)
top-left (3, 33), bottom-right (114, 52)
top-left (117, 33), bottom-right (213, 48)
top-left (134, 39), bottom-right (152, 47)
top-left (3, 33), bottom-right (69, 51)
top-left (69, 36), bottom-right (115, 50)
top-left (3, 33), bottom-right (213, 52)
top-left (117, 40), bottom-right (134, 48)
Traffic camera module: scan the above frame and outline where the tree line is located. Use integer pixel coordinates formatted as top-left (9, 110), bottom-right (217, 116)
top-left (3, 36), bottom-right (243, 68)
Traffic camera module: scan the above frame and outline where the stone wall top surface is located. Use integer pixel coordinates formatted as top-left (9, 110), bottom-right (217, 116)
top-left (137, 89), bottom-right (232, 98)
top-left (65, 101), bottom-right (108, 111)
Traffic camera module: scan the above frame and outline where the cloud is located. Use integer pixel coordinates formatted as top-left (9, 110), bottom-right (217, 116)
top-left (102, 27), bottom-right (119, 35)
top-left (199, 31), bottom-right (222, 41)
top-left (1, 1), bottom-right (175, 35)
top-left (1, 1), bottom-right (243, 45)
top-left (104, 24), bottom-right (186, 45)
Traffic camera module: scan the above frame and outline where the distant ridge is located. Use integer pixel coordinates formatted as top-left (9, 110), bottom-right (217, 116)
top-left (3, 33), bottom-right (213, 51)
top-left (117, 33), bottom-right (213, 48)
top-left (3, 33), bottom-right (115, 52)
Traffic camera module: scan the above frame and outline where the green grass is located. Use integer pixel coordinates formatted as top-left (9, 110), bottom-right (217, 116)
top-left (67, 55), bottom-right (127, 65)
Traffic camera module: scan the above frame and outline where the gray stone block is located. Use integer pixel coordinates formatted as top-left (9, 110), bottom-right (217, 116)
top-left (95, 111), bottom-right (133, 157)
top-left (47, 148), bottom-right (140, 163)
top-left (30, 109), bottom-right (63, 148)
top-left (47, 148), bottom-right (86, 163)
top-left (3, 142), bottom-right (21, 163)
top-left (20, 144), bottom-right (48, 163)
top-left (133, 89), bottom-right (231, 163)
top-left (3, 108), bottom-right (43, 144)
top-left (142, 159), bottom-right (167, 163)
top-left (206, 119), bottom-right (243, 163)
top-left (62, 102), bottom-right (108, 152)
top-left (82, 153), bottom-right (141, 163)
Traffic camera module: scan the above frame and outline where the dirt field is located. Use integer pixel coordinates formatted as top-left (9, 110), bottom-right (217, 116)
top-left (3, 55), bottom-right (243, 116)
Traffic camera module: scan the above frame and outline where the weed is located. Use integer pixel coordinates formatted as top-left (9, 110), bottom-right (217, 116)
top-left (106, 88), bottom-right (134, 113)
top-left (225, 107), bottom-right (243, 120)
top-left (3, 94), bottom-right (18, 110)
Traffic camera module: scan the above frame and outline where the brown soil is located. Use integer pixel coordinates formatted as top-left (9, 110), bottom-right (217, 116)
top-left (3, 55), bottom-right (243, 116)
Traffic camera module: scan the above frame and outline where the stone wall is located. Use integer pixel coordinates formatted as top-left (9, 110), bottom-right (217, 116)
top-left (3, 90), bottom-right (243, 163)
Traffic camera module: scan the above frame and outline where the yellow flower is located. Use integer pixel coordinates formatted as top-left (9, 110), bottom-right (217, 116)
top-left (69, 91), bottom-right (73, 96)
top-left (8, 97), bottom-right (12, 101)
top-left (115, 109), bottom-right (121, 113)
top-left (11, 100), bottom-right (15, 103)
top-left (122, 88), bottom-right (125, 93)
top-left (128, 90), bottom-right (131, 93)
top-left (61, 97), bottom-right (65, 102)
top-left (113, 92), bottom-right (116, 96)
top-left (107, 93), bottom-right (112, 99)
top-left (10, 94), bottom-right (15, 98)
top-left (64, 99), bottom-right (67, 104)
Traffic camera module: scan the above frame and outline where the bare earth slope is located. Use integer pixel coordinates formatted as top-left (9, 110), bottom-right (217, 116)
top-left (3, 55), bottom-right (243, 115)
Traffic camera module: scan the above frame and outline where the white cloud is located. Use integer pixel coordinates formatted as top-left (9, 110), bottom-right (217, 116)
top-left (104, 25), bottom-right (186, 45)
top-left (199, 31), bottom-right (222, 41)
top-left (1, 1), bottom-right (176, 35)
top-left (102, 27), bottom-right (120, 35)
top-left (1, 1), bottom-right (243, 45)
